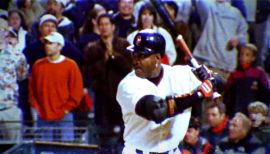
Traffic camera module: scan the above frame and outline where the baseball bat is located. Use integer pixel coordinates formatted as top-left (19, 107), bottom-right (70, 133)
top-left (176, 35), bottom-right (200, 68)
top-left (150, 0), bottom-right (178, 38)
top-left (176, 35), bottom-right (224, 98)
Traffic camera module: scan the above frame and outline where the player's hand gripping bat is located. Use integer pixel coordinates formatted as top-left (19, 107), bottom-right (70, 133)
top-left (176, 35), bottom-right (225, 98)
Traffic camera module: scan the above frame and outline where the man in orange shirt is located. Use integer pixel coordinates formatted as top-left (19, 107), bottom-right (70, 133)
top-left (28, 32), bottom-right (83, 142)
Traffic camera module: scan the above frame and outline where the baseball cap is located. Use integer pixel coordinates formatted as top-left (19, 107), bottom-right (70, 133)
top-left (44, 32), bottom-right (65, 46)
top-left (39, 14), bottom-right (58, 26)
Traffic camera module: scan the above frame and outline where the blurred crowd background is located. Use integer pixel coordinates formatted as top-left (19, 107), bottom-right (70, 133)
top-left (0, 0), bottom-right (270, 153)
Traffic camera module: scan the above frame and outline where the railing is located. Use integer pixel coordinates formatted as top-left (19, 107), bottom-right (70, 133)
top-left (0, 121), bottom-right (100, 154)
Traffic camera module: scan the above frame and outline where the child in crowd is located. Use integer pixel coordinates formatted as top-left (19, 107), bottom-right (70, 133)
top-left (223, 43), bottom-right (270, 118)
top-left (248, 101), bottom-right (270, 150)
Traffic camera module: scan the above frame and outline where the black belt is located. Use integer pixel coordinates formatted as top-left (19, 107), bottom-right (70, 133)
top-left (136, 148), bottom-right (177, 154)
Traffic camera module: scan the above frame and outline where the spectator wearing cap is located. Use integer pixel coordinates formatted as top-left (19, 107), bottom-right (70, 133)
top-left (28, 31), bottom-right (83, 142)
top-left (23, 14), bottom-right (82, 70)
top-left (0, 18), bottom-right (28, 143)
top-left (216, 112), bottom-right (266, 154)
top-left (21, 14), bottom-right (82, 128)
top-left (27, 0), bottom-right (75, 44)
top-left (248, 101), bottom-right (270, 150)
top-left (46, 0), bottom-right (75, 42)
top-left (83, 13), bottom-right (132, 152)
top-left (179, 117), bottom-right (214, 154)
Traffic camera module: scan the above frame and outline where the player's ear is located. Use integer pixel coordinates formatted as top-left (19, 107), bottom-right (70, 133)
top-left (155, 53), bottom-right (161, 60)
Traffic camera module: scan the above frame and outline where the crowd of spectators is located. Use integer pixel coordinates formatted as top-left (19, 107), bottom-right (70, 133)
top-left (0, 0), bottom-right (270, 153)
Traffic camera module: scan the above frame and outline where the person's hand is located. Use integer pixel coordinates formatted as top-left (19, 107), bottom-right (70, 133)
top-left (192, 65), bottom-right (212, 81)
top-left (226, 37), bottom-right (239, 51)
top-left (103, 39), bottom-right (113, 61)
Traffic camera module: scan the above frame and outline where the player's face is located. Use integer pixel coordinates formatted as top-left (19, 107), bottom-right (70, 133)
top-left (131, 53), bottom-right (159, 78)
top-left (206, 107), bottom-right (224, 128)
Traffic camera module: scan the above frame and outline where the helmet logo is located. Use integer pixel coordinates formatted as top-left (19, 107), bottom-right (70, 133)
top-left (135, 35), bottom-right (142, 46)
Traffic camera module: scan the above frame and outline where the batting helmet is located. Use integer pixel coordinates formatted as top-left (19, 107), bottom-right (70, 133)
top-left (127, 29), bottom-right (166, 56)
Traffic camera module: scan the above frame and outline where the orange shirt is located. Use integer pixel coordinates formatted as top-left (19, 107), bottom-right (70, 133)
top-left (29, 57), bottom-right (83, 121)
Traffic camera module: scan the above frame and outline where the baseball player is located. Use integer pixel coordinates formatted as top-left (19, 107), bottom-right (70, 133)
top-left (116, 29), bottom-right (223, 154)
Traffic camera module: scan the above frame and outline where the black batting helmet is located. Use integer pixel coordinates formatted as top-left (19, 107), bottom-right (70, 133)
top-left (127, 29), bottom-right (166, 56)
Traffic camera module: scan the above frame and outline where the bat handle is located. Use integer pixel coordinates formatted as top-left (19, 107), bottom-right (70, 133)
top-left (190, 58), bottom-right (200, 68)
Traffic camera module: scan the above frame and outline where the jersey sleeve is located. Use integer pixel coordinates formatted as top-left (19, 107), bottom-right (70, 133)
top-left (116, 73), bottom-right (157, 115)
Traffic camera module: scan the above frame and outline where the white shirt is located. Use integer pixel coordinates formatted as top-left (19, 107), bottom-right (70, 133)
top-left (116, 64), bottom-right (201, 152)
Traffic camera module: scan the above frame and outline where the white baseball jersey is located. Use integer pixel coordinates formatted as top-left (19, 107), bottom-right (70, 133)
top-left (116, 64), bottom-right (201, 152)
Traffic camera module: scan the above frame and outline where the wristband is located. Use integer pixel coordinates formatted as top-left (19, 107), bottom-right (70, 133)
top-left (199, 80), bottom-right (213, 98)
top-left (166, 96), bottom-right (175, 116)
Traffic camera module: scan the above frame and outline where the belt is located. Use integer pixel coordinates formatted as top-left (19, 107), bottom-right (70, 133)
top-left (136, 147), bottom-right (177, 154)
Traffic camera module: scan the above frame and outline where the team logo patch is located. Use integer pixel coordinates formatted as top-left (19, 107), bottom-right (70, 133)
top-left (135, 35), bottom-right (142, 46)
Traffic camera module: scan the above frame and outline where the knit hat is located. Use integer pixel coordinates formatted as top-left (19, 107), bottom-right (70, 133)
top-left (39, 14), bottom-right (58, 26)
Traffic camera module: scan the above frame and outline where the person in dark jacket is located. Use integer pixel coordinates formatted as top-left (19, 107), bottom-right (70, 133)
top-left (76, 3), bottom-right (106, 52)
top-left (26, 0), bottom-right (75, 45)
top-left (248, 101), bottom-right (270, 151)
top-left (216, 112), bottom-right (266, 154)
top-left (112, 0), bottom-right (136, 38)
top-left (83, 13), bottom-right (132, 153)
top-left (201, 100), bottom-right (230, 149)
top-left (23, 14), bottom-right (82, 70)
top-left (223, 43), bottom-right (270, 118)
top-left (179, 117), bottom-right (214, 154)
